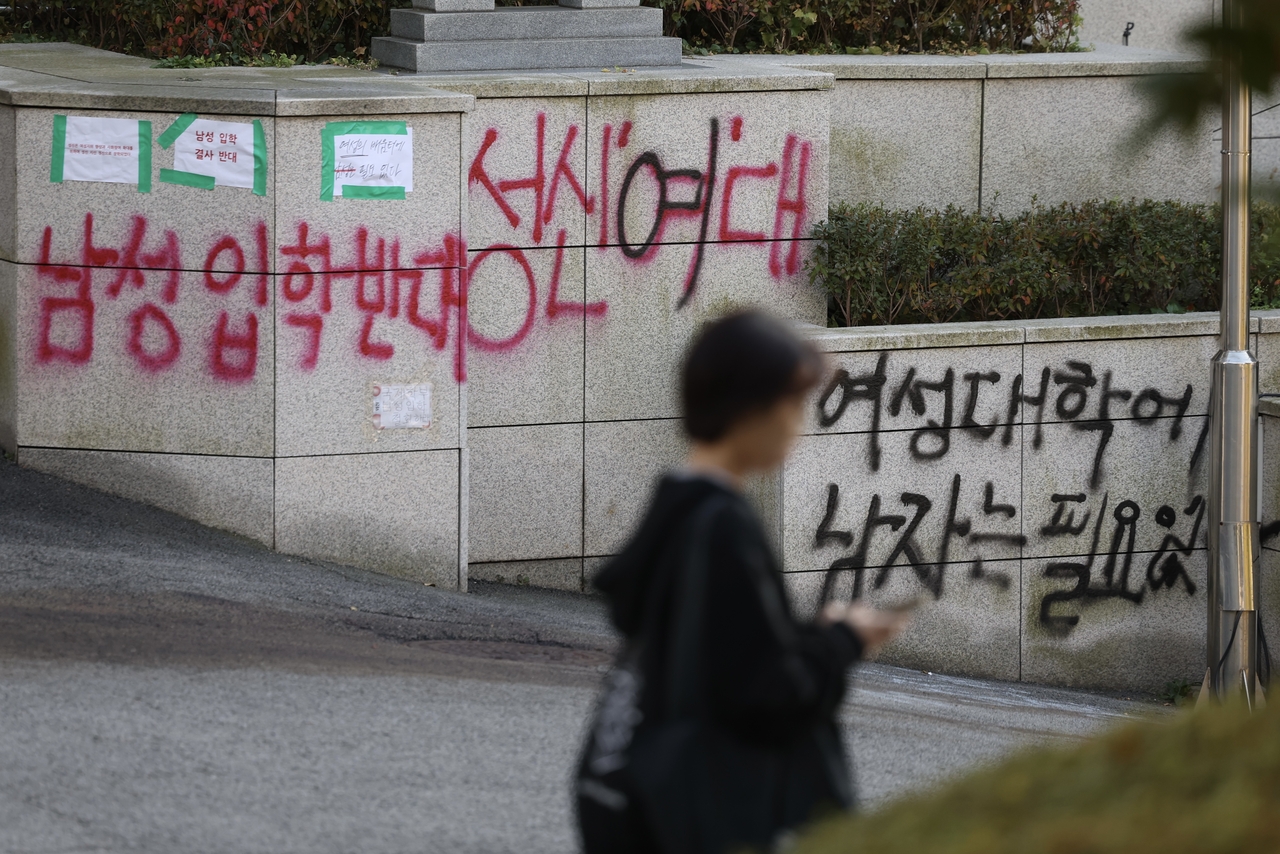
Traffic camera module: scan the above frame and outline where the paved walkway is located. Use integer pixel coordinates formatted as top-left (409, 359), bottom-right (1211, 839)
top-left (0, 459), bottom-right (1158, 854)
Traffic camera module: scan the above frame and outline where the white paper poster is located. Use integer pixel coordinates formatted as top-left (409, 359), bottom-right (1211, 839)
top-left (322, 121), bottom-right (413, 201)
top-left (373, 383), bottom-right (432, 430)
top-left (52, 116), bottom-right (149, 188)
top-left (172, 119), bottom-right (256, 189)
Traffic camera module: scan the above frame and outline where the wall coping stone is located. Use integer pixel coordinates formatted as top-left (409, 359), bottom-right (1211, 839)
top-left (802, 311), bottom-right (1272, 353)
top-left (0, 44), bottom-right (835, 110)
top-left (1260, 398), bottom-right (1280, 418)
top-left (408, 57), bottom-right (833, 97)
top-left (750, 43), bottom-right (1207, 80)
top-left (0, 44), bottom-right (475, 116)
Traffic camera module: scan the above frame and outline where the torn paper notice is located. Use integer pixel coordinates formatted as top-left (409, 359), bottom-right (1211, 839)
top-left (373, 383), bottom-right (432, 430)
top-left (52, 115), bottom-right (150, 188)
top-left (173, 119), bottom-right (256, 189)
top-left (322, 121), bottom-right (413, 201)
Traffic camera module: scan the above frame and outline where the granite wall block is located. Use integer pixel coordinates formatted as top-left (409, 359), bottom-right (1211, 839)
top-left (1021, 547), bottom-right (1206, 691)
top-left (15, 108), bottom-right (275, 273)
top-left (464, 96), bottom-right (589, 250)
top-left (0, 105), bottom-right (14, 264)
top-left (273, 262), bottom-right (465, 458)
top-left (784, 558), bottom-right (1022, 682)
top-left (981, 76), bottom-right (1216, 214)
top-left (0, 260), bottom-right (15, 456)
top-left (584, 242), bottom-right (825, 422)
top-left (274, 112), bottom-right (463, 275)
top-left (828, 78), bottom-right (981, 212)
top-left (465, 244), bottom-right (588, 428)
top-left (468, 422), bottom-right (583, 563)
top-left (19, 446), bottom-right (274, 545)
top-left (584, 417), bottom-right (685, 557)
top-left (13, 264), bottom-right (274, 456)
top-left (275, 449), bottom-right (462, 587)
top-left (585, 89), bottom-right (829, 251)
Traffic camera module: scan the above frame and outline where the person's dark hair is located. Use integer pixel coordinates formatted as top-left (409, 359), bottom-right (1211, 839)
top-left (681, 310), bottom-right (823, 443)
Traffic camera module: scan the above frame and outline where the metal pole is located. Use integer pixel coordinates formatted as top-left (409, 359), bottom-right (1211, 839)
top-left (1207, 0), bottom-right (1261, 703)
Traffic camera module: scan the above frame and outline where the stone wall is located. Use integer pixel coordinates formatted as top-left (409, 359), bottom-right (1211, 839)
top-left (782, 312), bottom-right (1280, 692)
top-left (424, 67), bottom-right (831, 591)
top-left (758, 45), bottom-right (1217, 215)
top-left (0, 45), bottom-right (474, 587)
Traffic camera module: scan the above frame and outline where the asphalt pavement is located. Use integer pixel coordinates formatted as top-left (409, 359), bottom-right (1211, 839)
top-left (0, 457), bottom-right (1163, 854)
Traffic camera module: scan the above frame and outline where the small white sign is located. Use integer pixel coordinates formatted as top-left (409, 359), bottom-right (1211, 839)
top-left (373, 383), bottom-right (432, 430)
top-left (174, 119), bottom-right (256, 189)
top-left (60, 116), bottom-right (143, 185)
top-left (334, 130), bottom-right (414, 196)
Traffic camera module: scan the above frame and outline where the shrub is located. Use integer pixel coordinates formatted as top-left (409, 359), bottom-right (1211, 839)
top-left (652, 0), bottom-right (1081, 55)
top-left (808, 200), bottom-right (1280, 327)
top-left (3, 0), bottom-right (409, 63)
top-left (5, 0), bottom-right (1076, 59)
top-left (795, 698), bottom-right (1280, 854)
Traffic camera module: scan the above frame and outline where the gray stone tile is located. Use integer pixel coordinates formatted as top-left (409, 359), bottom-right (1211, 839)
top-left (469, 558), bottom-right (584, 592)
top-left (583, 242), bottom-right (825, 421)
top-left (275, 449), bottom-right (462, 587)
top-left (829, 78), bottom-right (981, 212)
top-left (273, 112), bottom-right (463, 277)
top-left (750, 54), bottom-right (986, 80)
top-left (18, 447), bottom-right (274, 545)
top-left (980, 43), bottom-right (1208, 77)
top-left (12, 264), bottom-right (274, 456)
top-left (0, 260), bottom-right (15, 456)
top-left (465, 95), bottom-right (589, 250)
top-left (1022, 417), bottom-right (1208, 559)
top-left (392, 5), bottom-right (659, 41)
top-left (1021, 548), bottom-right (1206, 692)
top-left (981, 76), bottom-right (1216, 213)
top-left (0, 105), bottom-right (13, 264)
top-left (373, 34), bottom-right (681, 74)
top-left (584, 418), bottom-right (685, 556)
top-left (1020, 312), bottom-right (1222, 341)
top-left (574, 60), bottom-right (832, 97)
top-left (783, 558), bottom-right (1021, 682)
top-left (273, 266), bottom-right (465, 458)
top-left (465, 244), bottom-right (586, 427)
top-left (584, 554), bottom-right (612, 588)
top-left (782, 426), bottom-right (1024, 577)
top-left (468, 423), bottom-right (583, 563)
top-left (803, 343), bottom-right (1023, 437)
top-left (14, 107), bottom-right (275, 273)
top-left (1024, 333), bottom-right (1218, 426)
top-left (586, 88), bottom-right (828, 251)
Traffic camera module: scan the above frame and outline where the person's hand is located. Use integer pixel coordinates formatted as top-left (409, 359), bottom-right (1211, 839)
top-left (819, 601), bottom-right (909, 658)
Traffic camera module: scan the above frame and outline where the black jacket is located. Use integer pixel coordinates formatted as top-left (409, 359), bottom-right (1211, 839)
top-left (594, 472), bottom-right (863, 750)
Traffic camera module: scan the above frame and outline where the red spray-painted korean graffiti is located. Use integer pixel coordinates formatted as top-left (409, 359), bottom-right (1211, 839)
top-left (31, 111), bottom-right (815, 385)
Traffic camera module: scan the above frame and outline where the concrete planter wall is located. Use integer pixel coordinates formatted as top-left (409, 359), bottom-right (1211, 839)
top-left (785, 311), bottom-right (1280, 692)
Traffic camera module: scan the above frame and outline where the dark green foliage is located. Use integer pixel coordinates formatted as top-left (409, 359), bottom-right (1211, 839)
top-left (645, 0), bottom-right (1080, 55)
top-left (808, 200), bottom-right (1280, 328)
top-left (795, 699), bottom-right (1280, 854)
top-left (0, 1), bottom-right (411, 63)
top-left (0, 0), bottom-right (1076, 59)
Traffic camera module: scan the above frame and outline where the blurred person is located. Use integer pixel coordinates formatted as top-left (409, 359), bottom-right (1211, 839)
top-left (576, 310), bottom-right (907, 854)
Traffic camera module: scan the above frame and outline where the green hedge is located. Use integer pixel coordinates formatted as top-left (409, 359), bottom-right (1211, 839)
top-left (1, 0), bottom-right (407, 63)
top-left (807, 200), bottom-right (1280, 328)
top-left (1, 0), bottom-right (1078, 61)
top-left (652, 0), bottom-right (1080, 55)
top-left (795, 698), bottom-right (1280, 854)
